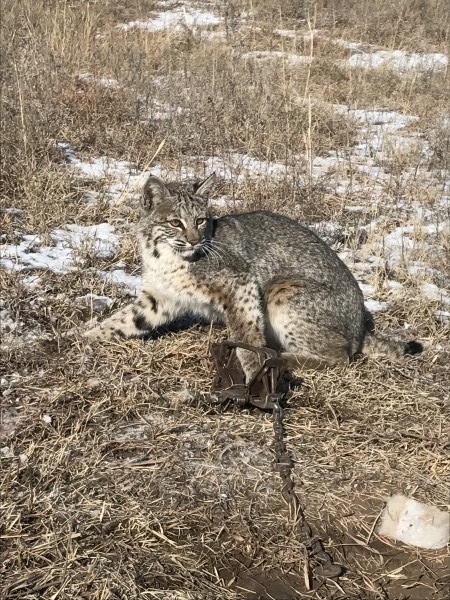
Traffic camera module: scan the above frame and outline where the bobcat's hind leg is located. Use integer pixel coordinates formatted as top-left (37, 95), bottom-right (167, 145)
top-left (265, 279), bottom-right (353, 368)
top-left (84, 291), bottom-right (178, 341)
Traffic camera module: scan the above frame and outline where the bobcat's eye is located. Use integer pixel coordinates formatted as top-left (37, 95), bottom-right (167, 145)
top-left (196, 217), bottom-right (207, 226)
top-left (168, 219), bottom-right (183, 228)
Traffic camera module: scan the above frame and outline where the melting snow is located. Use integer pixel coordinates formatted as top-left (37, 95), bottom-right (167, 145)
top-left (0, 307), bottom-right (51, 352)
top-left (365, 299), bottom-right (390, 312)
top-left (376, 225), bottom-right (416, 269)
top-left (331, 38), bottom-right (377, 52)
top-left (197, 153), bottom-right (290, 183)
top-left (1, 235), bottom-right (75, 273)
top-left (98, 269), bottom-right (141, 296)
top-left (344, 205), bottom-right (365, 212)
top-left (51, 224), bottom-right (118, 260)
top-left (348, 109), bottom-right (418, 131)
top-left (274, 29), bottom-right (298, 39)
top-left (21, 275), bottom-right (42, 289)
top-left (59, 142), bottom-right (138, 181)
top-left (58, 142), bottom-right (199, 202)
top-left (1, 225), bottom-right (118, 273)
top-left (333, 105), bottom-right (424, 161)
top-left (149, 101), bottom-right (187, 120)
top-left (435, 310), bottom-right (450, 322)
top-left (77, 73), bottom-right (120, 88)
top-left (290, 29), bottom-right (447, 73)
top-left (421, 283), bottom-right (450, 305)
top-left (241, 51), bottom-right (313, 65)
top-left (342, 50), bottom-right (448, 71)
top-left (119, 6), bottom-right (221, 32)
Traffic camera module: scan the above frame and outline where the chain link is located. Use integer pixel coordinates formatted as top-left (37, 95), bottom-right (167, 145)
top-left (272, 397), bottom-right (344, 583)
top-left (210, 341), bottom-right (344, 586)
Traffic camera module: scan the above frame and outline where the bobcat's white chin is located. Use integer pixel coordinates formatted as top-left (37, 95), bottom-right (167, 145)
top-left (175, 245), bottom-right (202, 259)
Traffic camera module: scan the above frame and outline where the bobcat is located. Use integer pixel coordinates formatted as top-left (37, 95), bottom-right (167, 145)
top-left (84, 173), bottom-right (422, 379)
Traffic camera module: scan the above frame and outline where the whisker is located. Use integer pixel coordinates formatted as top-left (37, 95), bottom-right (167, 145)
top-left (203, 244), bottom-right (219, 268)
top-left (209, 241), bottom-right (233, 262)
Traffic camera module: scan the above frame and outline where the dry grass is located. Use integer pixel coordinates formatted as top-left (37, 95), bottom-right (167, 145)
top-left (1, 1), bottom-right (449, 599)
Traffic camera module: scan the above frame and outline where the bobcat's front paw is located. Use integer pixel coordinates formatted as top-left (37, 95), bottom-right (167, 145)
top-left (83, 324), bottom-right (114, 342)
top-left (236, 347), bottom-right (261, 384)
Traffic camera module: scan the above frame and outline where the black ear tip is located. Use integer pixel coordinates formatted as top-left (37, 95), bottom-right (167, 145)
top-left (404, 340), bottom-right (423, 355)
top-left (194, 172), bottom-right (216, 195)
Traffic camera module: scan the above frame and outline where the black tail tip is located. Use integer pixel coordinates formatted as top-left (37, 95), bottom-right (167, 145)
top-left (404, 340), bottom-right (423, 356)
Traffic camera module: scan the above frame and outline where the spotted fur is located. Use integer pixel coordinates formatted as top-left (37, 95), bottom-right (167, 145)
top-left (85, 173), bottom-right (422, 378)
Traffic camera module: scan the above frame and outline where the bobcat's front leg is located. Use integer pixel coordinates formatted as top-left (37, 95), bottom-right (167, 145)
top-left (226, 281), bottom-right (266, 382)
top-left (84, 291), bottom-right (178, 341)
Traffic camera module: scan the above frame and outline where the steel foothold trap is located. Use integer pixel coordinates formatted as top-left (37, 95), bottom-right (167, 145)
top-left (210, 341), bottom-right (288, 410)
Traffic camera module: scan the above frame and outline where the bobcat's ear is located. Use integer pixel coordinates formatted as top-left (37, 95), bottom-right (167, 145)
top-left (194, 172), bottom-right (216, 197)
top-left (142, 175), bottom-right (170, 213)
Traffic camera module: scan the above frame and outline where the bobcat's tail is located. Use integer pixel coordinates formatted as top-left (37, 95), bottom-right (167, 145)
top-left (362, 334), bottom-right (423, 359)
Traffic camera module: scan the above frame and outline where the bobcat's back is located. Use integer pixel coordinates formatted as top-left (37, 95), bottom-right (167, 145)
top-left (201, 211), bottom-right (367, 355)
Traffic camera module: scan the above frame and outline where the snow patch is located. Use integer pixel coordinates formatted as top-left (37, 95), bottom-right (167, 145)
top-left (241, 51), bottom-right (313, 66)
top-left (0, 308), bottom-right (51, 353)
top-left (421, 283), bottom-right (450, 305)
top-left (77, 73), bottom-right (121, 88)
top-left (58, 142), bottom-right (197, 203)
top-left (51, 224), bottom-right (119, 260)
top-left (119, 6), bottom-right (221, 32)
top-left (1, 235), bottom-right (75, 273)
top-left (342, 50), bottom-right (448, 71)
top-left (273, 29), bottom-right (298, 39)
top-left (344, 205), bottom-right (365, 212)
top-left (1, 225), bottom-right (118, 273)
top-left (98, 269), bottom-right (141, 296)
top-left (59, 142), bottom-right (138, 181)
top-left (197, 153), bottom-right (290, 183)
top-left (365, 298), bottom-right (390, 312)
top-left (435, 310), bottom-right (450, 323)
top-left (149, 100), bottom-right (187, 120)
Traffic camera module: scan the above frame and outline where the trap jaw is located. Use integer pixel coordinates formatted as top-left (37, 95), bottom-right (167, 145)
top-left (209, 341), bottom-right (288, 409)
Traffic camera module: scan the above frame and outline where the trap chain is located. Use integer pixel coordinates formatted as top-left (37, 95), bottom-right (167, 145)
top-left (210, 341), bottom-right (344, 587)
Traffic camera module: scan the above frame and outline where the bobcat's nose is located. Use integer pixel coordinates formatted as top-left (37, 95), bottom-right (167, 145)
top-left (185, 229), bottom-right (200, 246)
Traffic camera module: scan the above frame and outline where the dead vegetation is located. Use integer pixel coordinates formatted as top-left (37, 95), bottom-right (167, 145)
top-left (1, 1), bottom-right (449, 599)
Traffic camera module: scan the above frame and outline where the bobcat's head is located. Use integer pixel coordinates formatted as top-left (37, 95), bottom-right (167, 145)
top-left (140, 173), bottom-right (216, 259)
